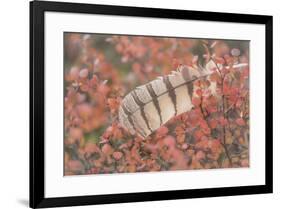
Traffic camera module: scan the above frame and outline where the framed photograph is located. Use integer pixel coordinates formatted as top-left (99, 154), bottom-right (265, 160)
top-left (30, 0), bottom-right (273, 208)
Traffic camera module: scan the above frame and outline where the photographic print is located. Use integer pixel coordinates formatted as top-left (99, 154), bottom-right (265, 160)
top-left (64, 33), bottom-right (250, 175)
top-left (30, 1), bottom-right (272, 207)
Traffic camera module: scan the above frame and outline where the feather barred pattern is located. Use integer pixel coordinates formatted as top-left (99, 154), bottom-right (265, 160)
top-left (118, 61), bottom-right (248, 138)
top-left (118, 64), bottom-right (209, 138)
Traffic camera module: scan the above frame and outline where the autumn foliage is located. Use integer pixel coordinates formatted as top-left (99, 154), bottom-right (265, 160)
top-left (64, 33), bottom-right (249, 175)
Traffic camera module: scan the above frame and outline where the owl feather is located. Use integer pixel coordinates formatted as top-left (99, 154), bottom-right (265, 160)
top-left (118, 61), bottom-right (248, 138)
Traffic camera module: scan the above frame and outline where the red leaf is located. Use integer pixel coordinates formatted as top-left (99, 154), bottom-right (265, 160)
top-left (79, 68), bottom-right (89, 78)
top-left (181, 143), bottom-right (188, 149)
top-left (192, 97), bottom-right (201, 107)
top-left (210, 119), bottom-right (218, 129)
top-left (68, 160), bottom-right (84, 172)
top-left (69, 128), bottom-right (83, 140)
top-left (156, 126), bottom-right (169, 137)
top-left (101, 144), bottom-right (114, 155)
top-left (163, 136), bottom-right (176, 147)
top-left (195, 89), bottom-right (202, 96)
top-left (196, 150), bottom-right (205, 160)
top-left (113, 152), bottom-right (123, 160)
top-left (209, 72), bottom-right (221, 83)
top-left (215, 57), bottom-right (225, 64)
top-left (194, 130), bottom-right (204, 141)
top-left (90, 74), bottom-right (99, 87)
top-left (236, 118), bottom-right (246, 126)
top-left (107, 98), bottom-right (121, 114)
top-left (219, 117), bottom-right (228, 126)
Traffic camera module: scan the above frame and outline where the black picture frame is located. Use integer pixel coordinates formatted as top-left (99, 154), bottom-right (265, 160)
top-left (30, 1), bottom-right (273, 208)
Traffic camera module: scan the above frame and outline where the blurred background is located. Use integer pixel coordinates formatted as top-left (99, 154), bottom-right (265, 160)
top-left (64, 33), bottom-right (249, 175)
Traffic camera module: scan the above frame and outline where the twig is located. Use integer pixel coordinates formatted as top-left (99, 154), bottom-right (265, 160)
top-left (212, 58), bottom-right (233, 167)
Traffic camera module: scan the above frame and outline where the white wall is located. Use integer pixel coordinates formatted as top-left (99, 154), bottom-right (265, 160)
top-left (0, 0), bottom-right (279, 208)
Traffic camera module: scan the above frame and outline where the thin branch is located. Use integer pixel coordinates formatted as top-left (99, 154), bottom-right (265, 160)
top-left (211, 58), bottom-right (233, 167)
